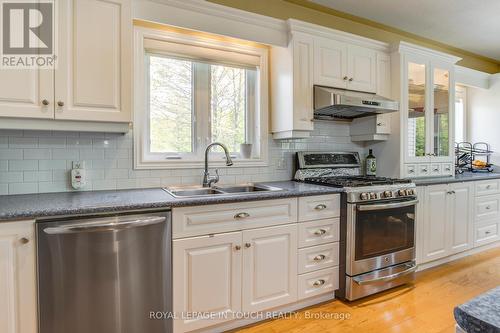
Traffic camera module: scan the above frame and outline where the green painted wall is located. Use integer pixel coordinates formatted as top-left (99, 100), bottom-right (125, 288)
top-left (208, 0), bottom-right (500, 74)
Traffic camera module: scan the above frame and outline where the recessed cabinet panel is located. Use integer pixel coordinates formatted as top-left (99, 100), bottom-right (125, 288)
top-left (0, 68), bottom-right (53, 119)
top-left (313, 38), bottom-right (347, 89)
top-left (422, 184), bottom-right (448, 262)
top-left (449, 183), bottom-right (473, 254)
top-left (292, 36), bottom-right (314, 131)
top-left (347, 45), bottom-right (376, 93)
top-left (56, 0), bottom-right (131, 122)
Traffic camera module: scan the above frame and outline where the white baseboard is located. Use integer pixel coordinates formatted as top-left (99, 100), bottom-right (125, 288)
top-left (417, 241), bottom-right (500, 271)
top-left (191, 293), bottom-right (335, 333)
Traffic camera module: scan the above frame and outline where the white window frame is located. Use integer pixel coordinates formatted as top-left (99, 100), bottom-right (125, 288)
top-left (455, 84), bottom-right (467, 143)
top-left (133, 26), bottom-right (269, 169)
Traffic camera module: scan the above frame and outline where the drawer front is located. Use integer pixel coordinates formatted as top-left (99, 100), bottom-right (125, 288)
top-left (298, 194), bottom-right (340, 222)
top-left (475, 180), bottom-right (500, 197)
top-left (298, 267), bottom-right (339, 300)
top-left (474, 222), bottom-right (499, 246)
top-left (475, 195), bottom-right (500, 221)
top-left (441, 163), bottom-right (453, 175)
top-left (417, 164), bottom-right (430, 177)
top-left (404, 164), bottom-right (416, 178)
top-left (298, 218), bottom-right (340, 248)
top-left (298, 243), bottom-right (339, 274)
top-left (172, 198), bottom-right (298, 238)
top-left (430, 164), bottom-right (441, 176)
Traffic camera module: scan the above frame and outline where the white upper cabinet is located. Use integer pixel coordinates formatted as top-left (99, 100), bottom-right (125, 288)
top-left (0, 0), bottom-right (131, 125)
top-left (0, 69), bottom-right (53, 119)
top-left (271, 19), bottom-right (390, 139)
top-left (56, 0), bottom-right (131, 122)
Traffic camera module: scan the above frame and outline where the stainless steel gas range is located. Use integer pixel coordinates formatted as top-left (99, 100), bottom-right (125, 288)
top-left (295, 151), bottom-right (418, 301)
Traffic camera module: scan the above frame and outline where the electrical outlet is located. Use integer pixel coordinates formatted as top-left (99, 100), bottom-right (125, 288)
top-left (72, 161), bottom-right (85, 169)
top-left (277, 157), bottom-right (287, 170)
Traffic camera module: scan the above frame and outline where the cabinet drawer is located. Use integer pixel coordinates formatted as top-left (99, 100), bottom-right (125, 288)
top-left (430, 164), bottom-right (441, 176)
top-left (298, 267), bottom-right (339, 300)
top-left (442, 163), bottom-right (453, 175)
top-left (298, 194), bottom-right (340, 222)
top-left (404, 164), bottom-right (416, 178)
top-left (172, 198), bottom-right (298, 238)
top-left (475, 195), bottom-right (500, 221)
top-left (474, 222), bottom-right (499, 247)
top-left (475, 180), bottom-right (500, 197)
top-left (298, 218), bottom-right (340, 248)
top-left (417, 164), bottom-right (430, 177)
top-left (298, 243), bottom-right (339, 274)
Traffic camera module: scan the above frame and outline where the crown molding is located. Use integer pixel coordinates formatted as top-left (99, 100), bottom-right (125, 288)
top-left (396, 41), bottom-right (462, 64)
top-left (455, 65), bottom-right (491, 89)
top-left (287, 19), bottom-right (389, 51)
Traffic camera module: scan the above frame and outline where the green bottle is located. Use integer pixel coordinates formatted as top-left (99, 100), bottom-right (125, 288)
top-left (366, 149), bottom-right (377, 176)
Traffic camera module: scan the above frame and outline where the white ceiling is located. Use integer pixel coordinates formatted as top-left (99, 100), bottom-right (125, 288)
top-left (310, 0), bottom-right (500, 61)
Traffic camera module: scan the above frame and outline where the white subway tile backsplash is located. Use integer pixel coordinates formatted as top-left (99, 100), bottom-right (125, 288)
top-left (0, 122), bottom-right (366, 194)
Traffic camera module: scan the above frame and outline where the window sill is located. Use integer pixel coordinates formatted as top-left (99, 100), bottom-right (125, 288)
top-left (134, 158), bottom-right (268, 170)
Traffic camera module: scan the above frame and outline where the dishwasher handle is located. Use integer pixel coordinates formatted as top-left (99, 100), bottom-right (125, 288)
top-left (43, 216), bottom-right (166, 235)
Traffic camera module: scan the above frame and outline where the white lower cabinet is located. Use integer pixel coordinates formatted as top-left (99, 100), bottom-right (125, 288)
top-left (242, 225), bottom-right (297, 312)
top-left (0, 220), bottom-right (37, 333)
top-left (420, 182), bottom-right (473, 263)
top-left (173, 224), bottom-right (298, 332)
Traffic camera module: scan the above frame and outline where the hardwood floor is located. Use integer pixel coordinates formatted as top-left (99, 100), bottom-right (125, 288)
top-left (236, 247), bottom-right (500, 333)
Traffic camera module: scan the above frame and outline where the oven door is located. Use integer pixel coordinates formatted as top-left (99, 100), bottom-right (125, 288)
top-left (346, 199), bottom-right (417, 276)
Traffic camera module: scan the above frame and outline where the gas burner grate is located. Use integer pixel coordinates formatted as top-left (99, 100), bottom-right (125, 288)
top-left (304, 176), bottom-right (412, 188)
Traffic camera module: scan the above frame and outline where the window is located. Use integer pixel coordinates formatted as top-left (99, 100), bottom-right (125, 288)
top-left (134, 27), bottom-right (268, 169)
top-left (455, 85), bottom-right (467, 143)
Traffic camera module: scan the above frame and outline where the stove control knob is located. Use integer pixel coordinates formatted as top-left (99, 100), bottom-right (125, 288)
top-left (359, 193), bottom-right (369, 200)
top-left (398, 189), bottom-right (407, 197)
top-left (406, 189), bottom-right (414, 196)
top-left (383, 190), bottom-right (393, 198)
top-left (369, 192), bottom-right (377, 199)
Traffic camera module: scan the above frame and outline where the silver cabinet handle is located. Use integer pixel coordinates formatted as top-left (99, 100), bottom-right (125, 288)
top-left (486, 185), bottom-right (491, 189)
top-left (422, 168), bottom-right (428, 172)
top-left (42, 99), bottom-right (49, 106)
top-left (314, 229), bottom-right (327, 236)
top-left (357, 199), bottom-right (418, 211)
top-left (43, 216), bottom-right (166, 234)
top-left (244, 242), bottom-right (252, 248)
top-left (485, 231), bottom-right (491, 235)
top-left (486, 206), bottom-right (491, 210)
top-left (313, 254), bottom-right (326, 261)
top-left (234, 212), bottom-right (250, 219)
top-left (343, 76), bottom-right (348, 80)
top-left (408, 169), bottom-right (415, 173)
top-left (377, 122), bottom-right (383, 126)
top-left (19, 237), bottom-right (29, 244)
top-left (57, 101), bottom-right (64, 107)
top-left (348, 78), bottom-right (353, 82)
top-left (313, 279), bottom-right (326, 287)
top-left (314, 204), bottom-right (327, 211)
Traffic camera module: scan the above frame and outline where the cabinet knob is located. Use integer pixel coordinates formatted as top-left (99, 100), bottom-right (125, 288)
top-left (377, 122), bottom-right (383, 126)
top-left (348, 78), bottom-right (353, 82)
top-left (234, 212), bottom-right (250, 219)
top-left (19, 237), bottom-right (29, 244)
top-left (57, 101), bottom-right (64, 107)
top-left (343, 76), bottom-right (348, 80)
top-left (314, 204), bottom-right (327, 211)
top-left (313, 279), bottom-right (326, 287)
top-left (313, 254), bottom-right (326, 261)
top-left (485, 231), bottom-right (491, 235)
top-left (314, 229), bottom-right (327, 236)
top-left (42, 99), bottom-right (49, 106)
top-left (244, 242), bottom-right (252, 248)
top-left (486, 206), bottom-right (491, 210)
top-left (486, 185), bottom-right (491, 189)
top-left (234, 245), bottom-right (241, 251)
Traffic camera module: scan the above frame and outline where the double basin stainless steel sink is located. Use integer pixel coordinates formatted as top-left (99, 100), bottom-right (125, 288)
top-left (164, 183), bottom-right (284, 198)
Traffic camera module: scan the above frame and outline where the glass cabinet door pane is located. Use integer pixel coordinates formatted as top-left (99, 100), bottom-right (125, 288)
top-left (433, 68), bottom-right (450, 156)
top-left (408, 62), bottom-right (426, 157)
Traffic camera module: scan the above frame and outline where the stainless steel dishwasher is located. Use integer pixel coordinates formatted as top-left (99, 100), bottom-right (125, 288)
top-left (37, 211), bottom-right (172, 333)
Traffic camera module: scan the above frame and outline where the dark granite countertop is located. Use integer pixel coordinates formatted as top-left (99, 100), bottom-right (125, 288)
top-left (413, 172), bottom-right (500, 186)
top-left (454, 286), bottom-right (500, 333)
top-left (0, 181), bottom-right (343, 222)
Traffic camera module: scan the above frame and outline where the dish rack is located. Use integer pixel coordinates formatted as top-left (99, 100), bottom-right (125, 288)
top-left (455, 142), bottom-right (494, 173)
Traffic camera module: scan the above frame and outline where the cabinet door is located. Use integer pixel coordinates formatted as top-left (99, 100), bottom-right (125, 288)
top-left (313, 38), bottom-right (347, 89)
top-left (242, 224), bottom-right (297, 312)
top-left (55, 0), bottom-right (131, 122)
top-left (347, 45), bottom-right (376, 93)
top-left (0, 221), bottom-right (36, 333)
top-left (173, 232), bottom-right (242, 332)
top-left (0, 68), bottom-right (53, 119)
top-left (421, 184), bottom-right (449, 263)
top-left (376, 53), bottom-right (391, 98)
top-left (292, 33), bottom-right (314, 131)
top-left (449, 182), bottom-right (473, 254)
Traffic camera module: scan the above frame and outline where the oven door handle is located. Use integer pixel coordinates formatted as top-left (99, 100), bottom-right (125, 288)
top-left (357, 199), bottom-right (418, 211)
top-left (353, 263), bottom-right (417, 285)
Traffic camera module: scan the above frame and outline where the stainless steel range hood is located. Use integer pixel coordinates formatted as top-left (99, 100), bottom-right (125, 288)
top-left (314, 86), bottom-right (399, 120)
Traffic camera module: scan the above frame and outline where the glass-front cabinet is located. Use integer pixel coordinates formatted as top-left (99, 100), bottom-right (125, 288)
top-left (402, 48), bottom-right (456, 177)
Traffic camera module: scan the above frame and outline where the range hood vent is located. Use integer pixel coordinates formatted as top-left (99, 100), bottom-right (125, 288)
top-left (313, 86), bottom-right (399, 120)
